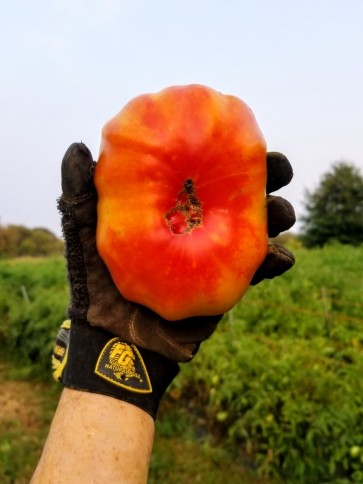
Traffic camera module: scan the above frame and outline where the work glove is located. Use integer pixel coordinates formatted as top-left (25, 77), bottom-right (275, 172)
top-left (59, 143), bottom-right (295, 361)
top-left (55, 142), bottom-right (295, 418)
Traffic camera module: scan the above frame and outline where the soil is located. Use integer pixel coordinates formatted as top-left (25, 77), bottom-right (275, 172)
top-left (0, 364), bottom-right (43, 431)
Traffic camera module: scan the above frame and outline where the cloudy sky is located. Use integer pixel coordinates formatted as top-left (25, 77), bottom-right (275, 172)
top-left (1, 0), bottom-right (362, 236)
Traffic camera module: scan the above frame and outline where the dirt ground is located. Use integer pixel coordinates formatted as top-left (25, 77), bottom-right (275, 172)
top-left (0, 379), bottom-right (42, 431)
top-left (0, 363), bottom-right (57, 482)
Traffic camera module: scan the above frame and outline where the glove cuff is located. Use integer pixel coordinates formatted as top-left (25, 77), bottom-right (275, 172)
top-left (60, 320), bottom-right (179, 420)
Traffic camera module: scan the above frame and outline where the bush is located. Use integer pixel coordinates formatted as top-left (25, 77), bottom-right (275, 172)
top-left (175, 326), bottom-right (363, 482)
top-left (0, 257), bottom-right (68, 378)
top-left (167, 244), bottom-right (363, 482)
top-left (0, 225), bottom-right (64, 258)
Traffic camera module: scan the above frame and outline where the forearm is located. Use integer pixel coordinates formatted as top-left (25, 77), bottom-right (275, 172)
top-left (31, 388), bottom-right (155, 484)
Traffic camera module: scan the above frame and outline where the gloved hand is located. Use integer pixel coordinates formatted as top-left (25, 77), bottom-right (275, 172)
top-left (59, 143), bottom-right (295, 362)
top-left (56, 142), bottom-right (295, 418)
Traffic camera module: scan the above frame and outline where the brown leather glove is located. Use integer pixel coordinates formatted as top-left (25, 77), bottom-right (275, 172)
top-left (58, 143), bottom-right (295, 363)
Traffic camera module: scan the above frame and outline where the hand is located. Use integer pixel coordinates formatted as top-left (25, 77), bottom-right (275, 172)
top-left (58, 143), bottom-right (295, 363)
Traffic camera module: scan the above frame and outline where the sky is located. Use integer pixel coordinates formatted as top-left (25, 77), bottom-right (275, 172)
top-left (1, 0), bottom-right (362, 236)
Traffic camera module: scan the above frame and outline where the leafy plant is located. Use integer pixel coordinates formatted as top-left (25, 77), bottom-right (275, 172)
top-left (0, 257), bottom-right (68, 378)
top-left (165, 243), bottom-right (363, 482)
top-left (1, 244), bottom-right (363, 481)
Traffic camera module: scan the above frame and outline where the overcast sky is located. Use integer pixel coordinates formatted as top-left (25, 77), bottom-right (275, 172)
top-left (1, 0), bottom-right (362, 236)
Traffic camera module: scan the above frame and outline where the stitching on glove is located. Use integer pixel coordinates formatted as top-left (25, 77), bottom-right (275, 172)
top-left (129, 306), bottom-right (141, 344)
top-left (60, 192), bottom-right (96, 206)
top-left (155, 322), bottom-right (194, 361)
top-left (83, 234), bottom-right (98, 248)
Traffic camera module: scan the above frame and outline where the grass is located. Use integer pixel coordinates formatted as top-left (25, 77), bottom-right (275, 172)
top-left (150, 435), bottom-right (274, 483)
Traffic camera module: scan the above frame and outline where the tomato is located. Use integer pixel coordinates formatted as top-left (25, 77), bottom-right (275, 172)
top-left (94, 84), bottom-right (268, 321)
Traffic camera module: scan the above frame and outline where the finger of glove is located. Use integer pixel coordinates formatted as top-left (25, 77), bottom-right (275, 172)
top-left (159, 315), bottom-right (221, 345)
top-left (60, 142), bottom-right (97, 241)
top-left (143, 316), bottom-right (220, 363)
top-left (250, 243), bottom-right (295, 285)
top-left (266, 152), bottom-right (293, 194)
top-left (153, 314), bottom-right (221, 362)
top-left (61, 142), bottom-right (96, 199)
top-left (267, 195), bottom-right (296, 238)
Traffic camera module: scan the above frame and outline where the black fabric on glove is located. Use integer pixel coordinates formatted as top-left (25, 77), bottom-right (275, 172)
top-left (62, 320), bottom-right (179, 419)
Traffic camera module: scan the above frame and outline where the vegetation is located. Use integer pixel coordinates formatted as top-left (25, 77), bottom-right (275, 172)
top-left (301, 162), bottom-right (363, 247)
top-left (0, 224), bottom-right (63, 258)
top-left (1, 243), bottom-right (363, 482)
top-left (0, 256), bottom-right (68, 380)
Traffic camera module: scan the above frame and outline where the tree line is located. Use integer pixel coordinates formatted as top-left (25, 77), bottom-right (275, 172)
top-left (0, 225), bottom-right (64, 258)
top-left (301, 161), bottom-right (363, 247)
top-left (0, 160), bottom-right (362, 257)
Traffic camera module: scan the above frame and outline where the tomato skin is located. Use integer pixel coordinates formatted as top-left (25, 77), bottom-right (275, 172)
top-left (94, 84), bottom-right (268, 321)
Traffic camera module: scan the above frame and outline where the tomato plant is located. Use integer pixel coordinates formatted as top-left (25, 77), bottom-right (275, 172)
top-left (94, 84), bottom-right (267, 321)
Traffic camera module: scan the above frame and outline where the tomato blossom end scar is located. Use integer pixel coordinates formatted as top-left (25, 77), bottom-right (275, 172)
top-left (165, 179), bottom-right (202, 235)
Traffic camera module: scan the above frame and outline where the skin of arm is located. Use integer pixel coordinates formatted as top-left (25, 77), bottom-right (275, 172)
top-left (31, 388), bottom-right (155, 484)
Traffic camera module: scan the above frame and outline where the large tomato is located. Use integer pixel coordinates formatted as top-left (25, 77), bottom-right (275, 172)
top-left (94, 84), bottom-right (268, 321)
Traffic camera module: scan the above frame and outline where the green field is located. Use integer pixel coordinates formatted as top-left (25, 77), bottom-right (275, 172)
top-left (1, 243), bottom-right (363, 483)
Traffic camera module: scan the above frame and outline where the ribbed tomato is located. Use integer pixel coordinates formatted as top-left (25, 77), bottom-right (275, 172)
top-left (94, 84), bottom-right (268, 321)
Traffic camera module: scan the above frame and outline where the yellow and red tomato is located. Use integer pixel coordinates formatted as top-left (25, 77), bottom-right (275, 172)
top-left (94, 84), bottom-right (268, 321)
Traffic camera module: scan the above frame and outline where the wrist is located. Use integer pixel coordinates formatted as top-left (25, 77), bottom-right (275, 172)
top-left (32, 387), bottom-right (155, 483)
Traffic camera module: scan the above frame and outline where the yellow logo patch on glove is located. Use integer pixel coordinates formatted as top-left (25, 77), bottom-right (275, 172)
top-left (52, 319), bottom-right (71, 382)
top-left (95, 338), bottom-right (152, 393)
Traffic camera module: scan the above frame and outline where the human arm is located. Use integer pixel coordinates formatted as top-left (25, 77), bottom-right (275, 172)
top-left (31, 389), bottom-right (154, 484)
